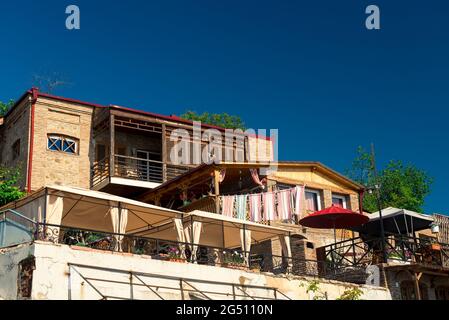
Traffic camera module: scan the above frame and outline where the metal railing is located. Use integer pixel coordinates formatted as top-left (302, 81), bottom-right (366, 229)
top-left (323, 233), bottom-right (449, 270)
top-left (32, 222), bottom-right (374, 284)
top-left (68, 263), bottom-right (292, 300)
top-left (115, 155), bottom-right (164, 183)
top-left (91, 155), bottom-right (192, 187)
top-left (33, 223), bottom-right (292, 272)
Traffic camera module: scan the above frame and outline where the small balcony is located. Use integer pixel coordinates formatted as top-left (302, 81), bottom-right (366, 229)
top-left (90, 108), bottom-right (196, 196)
top-left (91, 155), bottom-right (192, 195)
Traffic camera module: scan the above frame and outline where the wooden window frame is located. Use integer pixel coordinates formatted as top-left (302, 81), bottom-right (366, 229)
top-left (47, 134), bottom-right (79, 155)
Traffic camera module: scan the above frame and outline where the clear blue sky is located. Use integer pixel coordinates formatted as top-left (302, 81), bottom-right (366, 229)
top-left (1, 1), bottom-right (448, 214)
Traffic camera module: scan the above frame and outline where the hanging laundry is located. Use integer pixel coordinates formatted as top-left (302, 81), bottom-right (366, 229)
top-left (277, 189), bottom-right (292, 220)
top-left (250, 169), bottom-right (264, 188)
top-left (249, 193), bottom-right (262, 222)
top-left (221, 195), bottom-right (235, 218)
top-left (263, 192), bottom-right (276, 221)
top-left (294, 185), bottom-right (305, 217)
top-left (235, 194), bottom-right (248, 220)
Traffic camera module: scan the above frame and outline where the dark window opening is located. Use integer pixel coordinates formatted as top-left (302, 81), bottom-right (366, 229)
top-left (306, 242), bottom-right (315, 249)
top-left (12, 139), bottom-right (20, 160)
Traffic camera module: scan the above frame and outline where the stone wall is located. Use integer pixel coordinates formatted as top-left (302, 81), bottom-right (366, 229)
top-left (382, 265), bottom-right (449, 300)
top-left (30, 97), bottom-right (94, 190)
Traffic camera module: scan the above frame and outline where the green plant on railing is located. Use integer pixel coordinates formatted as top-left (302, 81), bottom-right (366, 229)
top-left (336, 287), bottom-right (364, 300)
top-left (301, 280), bottom-right (327, 300)
top-left (223, 251), bottom-right (245, 266)
top-left (168, 247), bottom-right (183, 259)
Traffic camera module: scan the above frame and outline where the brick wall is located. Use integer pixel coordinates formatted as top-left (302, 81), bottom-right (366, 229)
top-left (30, 97), bottom-right (94, 190)
top-left (0, 99), bottom-right (31, 189)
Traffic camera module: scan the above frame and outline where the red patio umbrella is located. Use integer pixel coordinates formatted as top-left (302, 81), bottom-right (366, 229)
top-left (299, 205), bottom-right (369, 244)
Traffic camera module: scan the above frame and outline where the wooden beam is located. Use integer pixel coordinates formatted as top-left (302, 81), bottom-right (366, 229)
top-left (109, 113), bottom-right (115, 177)
top-left (268, 176), bottom-right (359, 195)
top-left (408, 270), bottom-right (421, 300)
top-left (213, 169), bottom-right (221, 214)
top-left (139, 166), bottom-right (217, 202)
top-left (162, 123), bottom-right (167, 182)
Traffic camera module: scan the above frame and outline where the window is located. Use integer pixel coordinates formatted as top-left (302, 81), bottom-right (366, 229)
top-left (332, 194), bottom-right (348, 209)
top-left (12, 139), bottom-right (20, 160)
top-left (47, 135), bottom-right (79, 155)
top-left (305, 189), bottom-right (321, 212)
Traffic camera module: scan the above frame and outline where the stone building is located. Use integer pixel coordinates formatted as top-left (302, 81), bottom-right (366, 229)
top-left (2, 88), bottom-right (447, 300)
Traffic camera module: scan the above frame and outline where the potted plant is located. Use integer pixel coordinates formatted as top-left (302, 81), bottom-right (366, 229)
top-left (168, 247), bottom-right (185, 263)
top-left (222, 251), bottom-right (247, 270)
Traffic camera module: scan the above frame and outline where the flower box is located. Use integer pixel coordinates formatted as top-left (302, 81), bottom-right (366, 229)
top-left (168, 258), bottom-right (186, 263)
top-left (431, 243), bottom-right (441, 251)
top-left (223, 263), bottom-right (247, 270)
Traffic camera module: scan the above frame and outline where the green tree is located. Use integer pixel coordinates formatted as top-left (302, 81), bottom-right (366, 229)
top-left (0, 166), bottom-right (26, 206)
top-left (346, 147), bottom-right (433, 213)
top-left (336, 287), bottom-right (364, 300)
top-left (180, 111), bottom-right (246, 130)
top-left (301, 280), bottom-right (327, 300)
top-left (0, 100), bottom-right (15, 117)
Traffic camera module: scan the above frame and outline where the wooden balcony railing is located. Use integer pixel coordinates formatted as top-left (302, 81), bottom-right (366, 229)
top-left (91, 155), bottom-right (193, 188)
top-left (91, 157), bottom-right (110, 187)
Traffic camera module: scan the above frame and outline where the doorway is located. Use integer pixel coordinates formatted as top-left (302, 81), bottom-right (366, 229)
top-left (136, 150), bottom-right (162, 182)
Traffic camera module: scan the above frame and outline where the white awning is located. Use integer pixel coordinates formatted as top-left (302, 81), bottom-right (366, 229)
top-left (3, 185), bottom-right (293, 249)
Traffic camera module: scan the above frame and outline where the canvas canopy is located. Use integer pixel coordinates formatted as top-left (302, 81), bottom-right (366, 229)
top-left (4, 185), bottom-right (182, 234)
top-left (3, 186), bottom-right (293, 256)
top-left (351, 207), bottom-right (434, 236)
top-left (128, 209), bottom-right (292, 250)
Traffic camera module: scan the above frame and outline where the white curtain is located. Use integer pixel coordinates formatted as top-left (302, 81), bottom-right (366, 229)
top-left (45, 196), bottom-right (64, 243)
top-left (279, 235), bottom-right (293, 272)
top-left (240, 228), bottom-right (252, 266)
top-left (184, 220), bottom-right (202, 263)
top-left (192, 221), bottom-right (202, 262)
top-left (174, 218), bottom-right (186, 259)
top-left (118, 206), bottom-right (128, 252)
top-left (110, 206), bottom-right (121, 251)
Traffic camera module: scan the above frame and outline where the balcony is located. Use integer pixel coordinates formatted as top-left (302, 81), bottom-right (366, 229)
top-left (91, 155), bottom-right (192, 195)
top-left (90, 107), bottom-right (200, 195)
top-left (320, 233), bottom-right (449, 272)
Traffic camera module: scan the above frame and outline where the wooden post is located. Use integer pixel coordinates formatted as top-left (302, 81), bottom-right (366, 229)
top-left (162, 123), bottom-right (167, 182)
top-left (412, 271), bottom-right (422, 300)
top-left (213, 169), bottom-right (221, 214)
top-left (154, 195), bottom-right (161, 207)
top-left (109, 113), bottom-right (115, 178)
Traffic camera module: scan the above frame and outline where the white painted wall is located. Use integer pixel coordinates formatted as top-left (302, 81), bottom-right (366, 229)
top-left (1, 241), bottom-right (392, 300)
